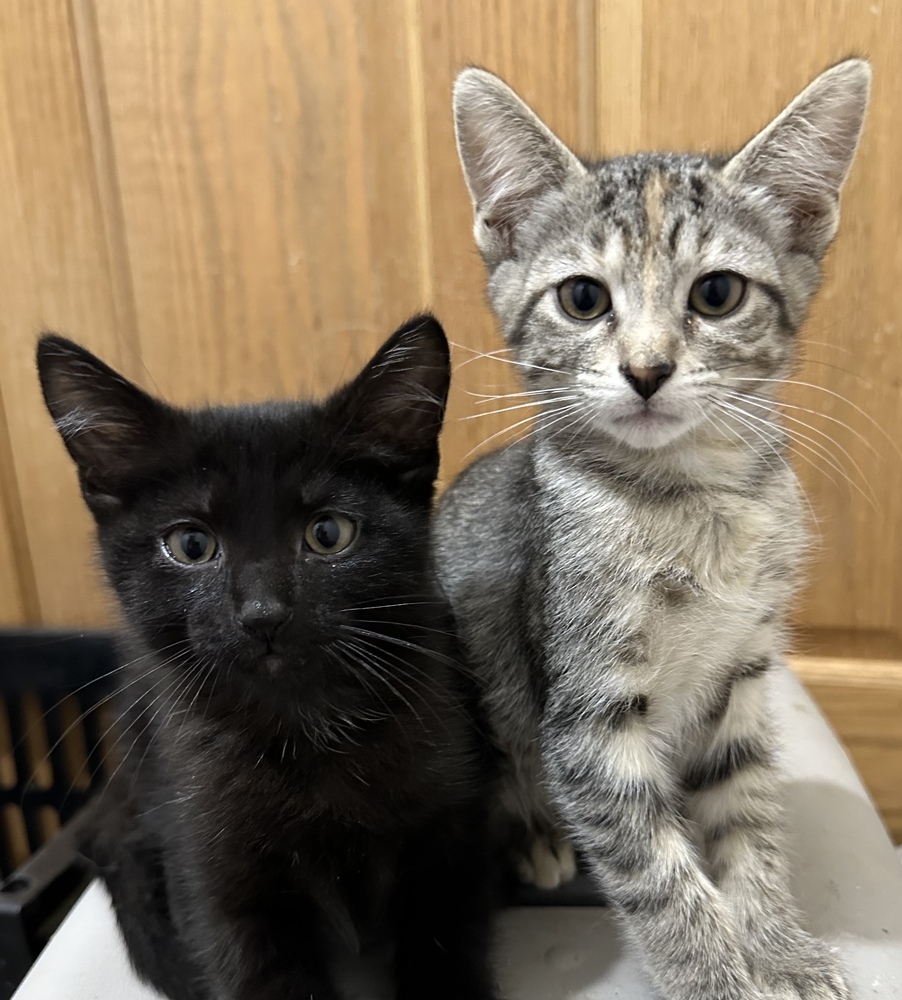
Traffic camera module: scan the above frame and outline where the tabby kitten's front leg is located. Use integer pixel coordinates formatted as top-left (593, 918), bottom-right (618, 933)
top-left (542, 671), bottom-right (764, 1000)
top-left (687, 656), bottom-right (850, 999)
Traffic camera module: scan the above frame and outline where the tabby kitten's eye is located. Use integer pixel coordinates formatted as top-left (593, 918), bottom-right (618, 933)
top-left (689, 272), bottom-right (746, 317)
top-left (165, 526), bottom-right (217, 565)
top-left (305, 514), bottom-right (357, 555)
top-left (557, 277), bottom-right (611, 321)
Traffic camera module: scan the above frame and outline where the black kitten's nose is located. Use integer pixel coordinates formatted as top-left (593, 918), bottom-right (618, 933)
top-left (621, 361), bottom-right (675, 400)
top-left (237, 600), bottom-right (292, 644)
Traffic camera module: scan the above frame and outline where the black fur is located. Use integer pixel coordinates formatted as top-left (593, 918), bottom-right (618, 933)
top-left (37, 316), bottom-right (500, 1000)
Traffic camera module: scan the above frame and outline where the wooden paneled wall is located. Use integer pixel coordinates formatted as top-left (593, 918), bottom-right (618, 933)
top-left (0, 0), bottom-right (898, 634)
top-left (0, 2), bottom-right (899, 826)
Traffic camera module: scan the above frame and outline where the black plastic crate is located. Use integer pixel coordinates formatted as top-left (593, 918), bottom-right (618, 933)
top-left (0, 630), bottom-right (118, 999)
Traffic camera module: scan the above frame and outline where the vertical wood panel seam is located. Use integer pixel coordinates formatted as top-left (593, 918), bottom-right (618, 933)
top-left (0, 379), bottom-right (40, 623)
top-left (68, 0), bottom-right (142, 368)
top-left (403, 0), bottom-right (434, 307)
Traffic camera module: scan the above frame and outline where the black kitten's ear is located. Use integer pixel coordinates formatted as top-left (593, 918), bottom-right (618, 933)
top-left (36, 335), bottom-right (172, 502)
top-left (331, 315), bottom-right (451, 495)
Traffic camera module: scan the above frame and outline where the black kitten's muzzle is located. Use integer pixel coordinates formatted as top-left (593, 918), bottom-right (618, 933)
top-left (236, 598), bottom-right (293, 650)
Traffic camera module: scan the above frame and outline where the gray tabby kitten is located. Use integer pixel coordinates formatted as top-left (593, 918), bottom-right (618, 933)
top-left (435, 61), bottom-right (870, 1000)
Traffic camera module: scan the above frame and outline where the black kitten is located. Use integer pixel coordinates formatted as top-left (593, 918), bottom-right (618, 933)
top-left (37, 316), bottom-right (499, 1000)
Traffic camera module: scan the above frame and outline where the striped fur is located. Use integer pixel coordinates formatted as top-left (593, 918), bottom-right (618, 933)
top-left (437, 62), bottom-right (871, 1000)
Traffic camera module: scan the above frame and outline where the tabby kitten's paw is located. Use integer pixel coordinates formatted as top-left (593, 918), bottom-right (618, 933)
top-left (755, 936), bottom-right (851, 1000)
top-left (514, 832), bottom-right (577, 889)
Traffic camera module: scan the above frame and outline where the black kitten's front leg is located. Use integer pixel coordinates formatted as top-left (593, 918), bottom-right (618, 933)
top-left (182, 858), bottom-right (339, 1000)
top-left (394, 811), bottom-right (500, 1000)
top-left (209, 912), bottom-right (337, 1000)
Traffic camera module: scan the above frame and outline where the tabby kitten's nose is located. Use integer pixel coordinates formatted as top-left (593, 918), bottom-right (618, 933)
top-left (237, 600), bottom-right (292, 644)
top-left (620, 361), bottom-right (675, 400)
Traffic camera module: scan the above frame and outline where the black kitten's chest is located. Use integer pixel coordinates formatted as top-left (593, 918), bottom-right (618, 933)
top-left (299, 820), bottom-right (404, 953)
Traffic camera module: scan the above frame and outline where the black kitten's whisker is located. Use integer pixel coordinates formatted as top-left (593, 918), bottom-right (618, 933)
top-left (175, 654), bottom-right (219, 738)
top-left (76, 661), bottom-right (193, 809)
top-left (22, 646), bottom-right (193, 806)
top-left (122, 659), bottom-right (212, 806)
top-left (98, 670), bottom-right (194, 807)
top-left (334, 637), bottom-right (426, 726)
top-left (16, 639), bottom-right (191, 765)
top-left (339, 636), bottom-right (457, 719)
top-left (348, 618), bottom-right (458, 640)
top-left (336, 633), bottom-right (458, 732)
top-left (338, 625), bottom-right (467, 673)
top-left (337, 597), bottom-right (447, 613)
top-left (327, 642), bottom-right (395, 721)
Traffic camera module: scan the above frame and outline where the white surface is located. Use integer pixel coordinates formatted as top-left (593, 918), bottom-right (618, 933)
top-left (13, 666), bottom-right (902, 999)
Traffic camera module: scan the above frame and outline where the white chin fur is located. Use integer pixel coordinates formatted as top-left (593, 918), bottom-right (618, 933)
top-left (603, 416), bottom-right (695, 450)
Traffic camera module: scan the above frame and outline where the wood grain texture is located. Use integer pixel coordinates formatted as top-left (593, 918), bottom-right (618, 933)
top-left (0, 395), bottom-right (28, 625)
top-left (416, 0), bottom-right (598, 482)
top-left (0, 0), bottom-right (135, 625)
top-left (92, 0), bottom-right (428, 407)
top-left (795, 658), bottom-right (902, 844)
top-left (1, 0), bottom-right (897, 641)
top-left (633, 0), bottom-right (902, 635)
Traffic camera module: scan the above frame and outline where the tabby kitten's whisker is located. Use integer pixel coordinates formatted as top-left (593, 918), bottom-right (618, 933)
top-left (702, 404), bottom-right (822, 531)
top-left (713, 396), bottom-right (877, 508)
top-left (453, 346), bottom-right (569, 377)
top-left (727, 387), bottom-right (880, 458)
top-left (720, 389), bottom-right (878, 500)
top-left (723, 375), bottom-right (902, 460)
top-left (461, 408), bottom-right (544, 460)
top-left (711, 398), bottom-right (851, 498)
top-left (460, 395), bottom-right (580, 420)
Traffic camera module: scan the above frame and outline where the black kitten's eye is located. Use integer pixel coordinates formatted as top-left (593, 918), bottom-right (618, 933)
top-left (689, 272), bottom-right (746, 317)
top-left (557, 277), bottom-right (611, 321)
top-left (165, 526), bottom-right (217, 565)
top-left (305, 514), bottom-right (357, 555)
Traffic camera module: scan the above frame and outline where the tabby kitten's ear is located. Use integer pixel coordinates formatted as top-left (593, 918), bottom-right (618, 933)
top-left (453, 67), bottom-right (586, 266)
top-left (330, 314), bottom-right (450, 498)
top-left (36, 336), bottom-right (174, 506)
top-left (724, 58), bottom-right (871, 258)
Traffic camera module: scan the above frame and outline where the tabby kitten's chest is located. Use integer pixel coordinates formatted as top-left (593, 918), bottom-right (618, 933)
top-left (538, 446), bottom-right (802, 693)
